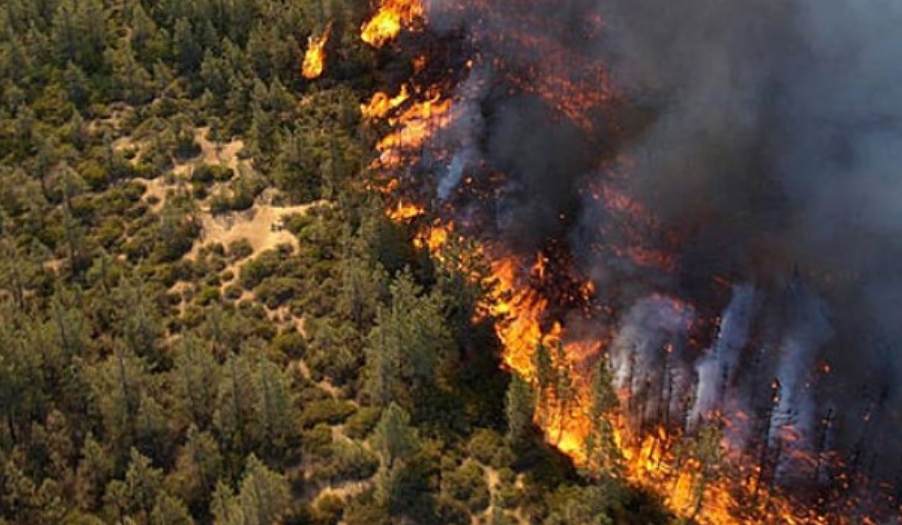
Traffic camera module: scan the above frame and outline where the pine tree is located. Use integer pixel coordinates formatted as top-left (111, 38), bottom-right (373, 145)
top-left (172, 336), bottom-right (221, 430)
top-left (686, 424), bottom-right (723, 518)
top-left (372, 403), bottom-right (421, 507)
top-left (532, 341), bottom-right (553, 428)
top-left (252, 356), bottom-right (298, 464)
top-left (214, 351), bottom-right (258, 469)
top-left (167, 426), bottom-right (222, 515)
top-left (585, 355), bottom-right (623, 478)
top-left (123, 448), bottom-right (164, 519)
top-left (149, 493), bottom-right (194, 525)
top-left (552, 342), bottom-right (574, 444)
top-left (211, 455), bottom-right (291, 525)
top-left (505, 373), bottom-right (535, 446)
top-left (74, 434), bottom-right (114, 512)
top-left (364, 271), bottom-right (456, 405)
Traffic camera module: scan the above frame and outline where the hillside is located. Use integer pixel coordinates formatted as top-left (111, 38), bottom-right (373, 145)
top-left (0, 1), bottom-right (679, 524)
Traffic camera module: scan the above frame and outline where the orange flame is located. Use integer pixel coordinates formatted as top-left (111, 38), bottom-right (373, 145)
top-left (361, 86), bottom-right (411, 120)
top-left (387, 200), bottom-right (425, 221)
top-left (302, 23), bottom-right (332, 79)
top-left (361, 0), bottom-right (424, 48)
top-left (358, 9), bottom-right (879, 522)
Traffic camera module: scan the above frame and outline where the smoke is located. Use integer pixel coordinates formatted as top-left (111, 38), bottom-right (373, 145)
top-left (586, 0), bottom-right (902, 495)
top-left (417, 0), bottom-right (902, 508)
top-left (689, 284), bottom-right (760, 426)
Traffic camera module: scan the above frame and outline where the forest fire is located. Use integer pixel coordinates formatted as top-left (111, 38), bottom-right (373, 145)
top-left (358, 0), bottom-right (902, 523)
top-left (301, 23), bottom-right (332, 79)
top-left (361, 0), bottom-right (424, 47)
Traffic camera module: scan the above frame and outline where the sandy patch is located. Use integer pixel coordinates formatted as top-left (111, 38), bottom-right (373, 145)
top-left (188, 202), bottom-right (317, 261)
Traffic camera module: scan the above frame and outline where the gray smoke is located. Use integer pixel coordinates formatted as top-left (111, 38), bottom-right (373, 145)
top-left (416, 0), bottom-right (902, 511)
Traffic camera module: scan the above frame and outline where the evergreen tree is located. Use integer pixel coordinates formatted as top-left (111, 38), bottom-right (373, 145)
top-left (252, 356), bottom-right (298, 464)
top-left (150, 493), bottom-right (195, 525)
top-left (214, 351), bottom-right (258, 470)
top-left (364, 271), bottom-right (456, 405)
top-left (372, 403), bottom-right (421, 507)
top-left (505, 373), bottom-right (535, 447)
top-left (585, 356), bottom-right (623, 478)
top-left (211, 455), bottom-right (291, 525)
top-left (166, 426), bottom-right (222, 515)
top-left (172, 336), bottom-right (221, 431)
top-left (74, 434), bottom-right (114, 512)
top-left (532, 341), bottom-right (553, 429)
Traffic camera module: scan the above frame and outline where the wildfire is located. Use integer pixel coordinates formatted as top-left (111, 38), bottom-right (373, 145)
top-left (373, 91), bottom-right (452, 169)
top-left (387, 200), bottom-right (424, 221)
top-left (361, 86), bottom-right (411, 120)
top-left (361, 0), bottom-right (424, 48)
top-left (355, 1), bottom-right (896, 524)
top-left (302, 23), bottom-right (332, 79)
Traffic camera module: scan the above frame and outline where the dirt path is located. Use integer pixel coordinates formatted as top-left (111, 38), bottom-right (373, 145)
top-left (195, 126), bottom-right (245, 171)
top-left (296, 360), bottom-right (345, 400)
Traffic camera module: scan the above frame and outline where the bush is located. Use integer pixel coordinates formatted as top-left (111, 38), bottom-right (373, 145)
top-left (238, 250), bottom-right (281, 289)
top-left (272, 330), bottom-right (306, 359)
top-left (192, 163), bottom-right (233, 184)
top-left (302, 424), bottom-right (333, 458)
top-left (318, 440), bottom-right (379, 484)
top-left (442, 461), bottom-right (490, 514)
top-left (468, 429), bottom-right (504, 465)
top-left (227, 238), bottom-right (254, 260)
top-left (223, 284), bottom-right (243, 301)
top-left (343, 496), bottom-right (390, 525)
top-left (78, 159), bottom-right (109, 191)
top-left (255, 276), bottom-right (303, 308)
top-left (195, 285), bottom-right (221, 306)
top-left (344, 407), bottom-right (382, 440)
top-left (299, 399), bottom-right (357, 429)
top-left (312, 494), bottom-right (344, 525)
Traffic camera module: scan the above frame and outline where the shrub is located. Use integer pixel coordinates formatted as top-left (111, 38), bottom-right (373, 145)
top-left (192, 163), bottom-right (233, 184)
top-left (312, 494), bottom-right (344, 525)
top-left (223, 284), bottom-right (243, 301)
top-left (272, 330), bottom-right (306, 359)
top-left (302, 424), bottom-right (333, 458)
top-left (344, 407), bottom-right (382, 440)
top-left (227, 238), bottom-right (254, 260)
top-left (195, 285), bottom-right (221, 306)
top-left (255, 277), bottom-right (303, 309)
top-left (468, 429), bottom-right (504, 465)
top-left (324, 440), bottom-right (378, 483)
top-left (442, 461), bottom-right (489, 514)
top-left (299, 399), bottom-right (357, 429)
top-left (238, 250), bottom-right (281, 289)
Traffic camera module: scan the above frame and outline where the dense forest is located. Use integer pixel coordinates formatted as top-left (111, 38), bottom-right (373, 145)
top-left (0, 1), bottom-right (681, 523)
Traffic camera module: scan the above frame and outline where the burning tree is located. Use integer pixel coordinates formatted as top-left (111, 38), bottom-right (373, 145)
top-left (353, 0), bottom-right (902, 522)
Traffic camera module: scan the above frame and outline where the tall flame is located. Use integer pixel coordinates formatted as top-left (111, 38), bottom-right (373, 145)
top-left (302, 22), bottom-right (332, 79)
top-left (361, 0), bottom-right (424, 48)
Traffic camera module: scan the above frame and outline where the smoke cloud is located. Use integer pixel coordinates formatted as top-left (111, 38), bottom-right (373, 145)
top-left (417, 0), bottom-right (902, 511)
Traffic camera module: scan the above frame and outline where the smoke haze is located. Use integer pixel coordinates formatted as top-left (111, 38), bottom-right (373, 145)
top-left (417, 0), bottom-right (902, 511)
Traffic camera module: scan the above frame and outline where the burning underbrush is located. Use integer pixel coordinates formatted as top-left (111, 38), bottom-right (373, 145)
top-left (337, 0), bottom-right (902, 523)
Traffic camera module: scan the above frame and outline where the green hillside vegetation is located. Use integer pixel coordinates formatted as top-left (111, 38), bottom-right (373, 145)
top-left (0, 1), bottom-right (685, 524)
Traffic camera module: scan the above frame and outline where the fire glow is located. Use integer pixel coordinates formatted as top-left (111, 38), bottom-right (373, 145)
top-left (354, 0), bottom-right (902, 523)
top-left (361, 0), bottom-right (424, 47)
top-left (302, 22), bottom-right (332, 79)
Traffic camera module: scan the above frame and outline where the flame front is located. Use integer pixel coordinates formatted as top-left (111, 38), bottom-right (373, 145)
top-left (355, 1), bottom-right (894, 523)
top-left (302, 23), bottom-right (332, 79)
